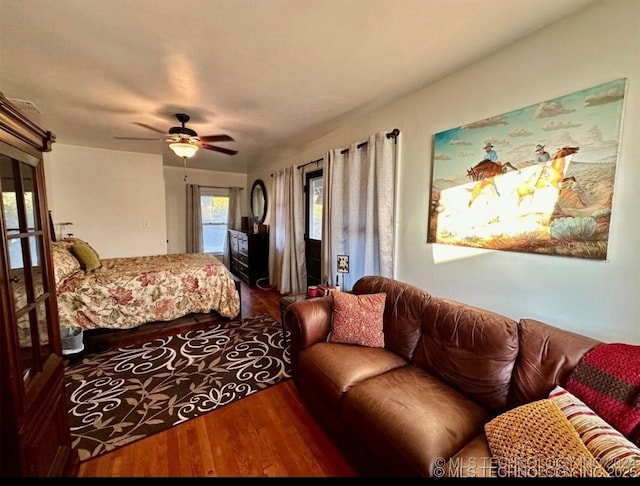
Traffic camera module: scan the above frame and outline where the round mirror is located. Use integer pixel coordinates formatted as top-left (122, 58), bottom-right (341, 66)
top-left (250, 179), bottom-right (267, 224)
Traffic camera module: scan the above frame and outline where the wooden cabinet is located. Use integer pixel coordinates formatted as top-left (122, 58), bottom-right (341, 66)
top-left (228, 229), bottom-right (269, 286)
top-left (0, 93), bottom-right (77, 476)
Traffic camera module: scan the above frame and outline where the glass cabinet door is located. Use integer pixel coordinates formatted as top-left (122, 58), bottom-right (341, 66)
top-left (0, 153), bottom-right (54, 386)
top-left (0, 92), bottom-right (77, 477)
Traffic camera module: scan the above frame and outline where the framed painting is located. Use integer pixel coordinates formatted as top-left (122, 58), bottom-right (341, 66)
top-left (337, 255), bottom-right (350, 273)
top-left (427, 78), bottom-right (627, 260)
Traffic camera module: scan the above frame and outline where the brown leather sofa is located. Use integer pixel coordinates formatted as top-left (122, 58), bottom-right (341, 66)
top-left (284, 275), bottom-right (600, 477)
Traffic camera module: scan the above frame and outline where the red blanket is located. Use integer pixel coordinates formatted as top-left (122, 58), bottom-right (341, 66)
top-left (565, 343), bottom-right (640, 445)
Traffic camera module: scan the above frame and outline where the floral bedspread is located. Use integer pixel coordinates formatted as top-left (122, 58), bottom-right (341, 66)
top-left (56, 253), bottom-right (240, 330)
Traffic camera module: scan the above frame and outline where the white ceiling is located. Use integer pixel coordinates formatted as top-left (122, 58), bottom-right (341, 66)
top-left (0, 0), bottom-right (598, 173)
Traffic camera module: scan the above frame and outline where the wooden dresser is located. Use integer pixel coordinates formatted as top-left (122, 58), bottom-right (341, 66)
top-left (228, 229), bottom-right (269, 286)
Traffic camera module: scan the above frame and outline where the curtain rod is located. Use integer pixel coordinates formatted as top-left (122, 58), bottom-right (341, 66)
top-left (340, 128), bottom-right (400, 155)
top-left (270, 128), bottom-right (401, 177)
top-left (297, 128), bottom-right (400, 168)
top-left (296, 157), bottom-right (324, 171)
top-left (199, 185), bottom-right (244, 190)
top-left (271, 156), bottom-right (323, 177)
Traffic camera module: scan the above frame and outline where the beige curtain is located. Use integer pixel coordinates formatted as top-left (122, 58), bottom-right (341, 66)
top-left (269, 166), bottom-right (307, 294)
top-left (321, 130), bottom-right (396, 290)
top-left (223, 187), bottom-right (242, 267)
top-left (186, 184), bottom-right (203, 253)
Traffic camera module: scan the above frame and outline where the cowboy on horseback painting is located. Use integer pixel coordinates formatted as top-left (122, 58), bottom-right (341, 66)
top-left (427, 77), bottom-right (627, 261)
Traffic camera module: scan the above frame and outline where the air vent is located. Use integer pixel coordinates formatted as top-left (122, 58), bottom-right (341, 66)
top-left (7, 97), bottom-right (41, 114)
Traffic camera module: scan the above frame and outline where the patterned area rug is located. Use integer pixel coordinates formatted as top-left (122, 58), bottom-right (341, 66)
top-left (64, 314), bottom-right (290, 461)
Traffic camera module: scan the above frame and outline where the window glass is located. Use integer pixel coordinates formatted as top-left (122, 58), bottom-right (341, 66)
top-left (200, 193), bottom-right (229, 254)
top-left (308, 175), bottom-right (323, 240)
top-left (21, 163), bottom-right (39, 231)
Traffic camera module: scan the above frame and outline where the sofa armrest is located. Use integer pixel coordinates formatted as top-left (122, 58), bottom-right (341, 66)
top-left (285, 295), bottom-right (333, 351)
top-left (285, 295), bottom-right (333, 387)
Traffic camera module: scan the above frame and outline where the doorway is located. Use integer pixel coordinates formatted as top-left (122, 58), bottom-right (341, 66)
top-left (304, 169), bottom-right (322, 286)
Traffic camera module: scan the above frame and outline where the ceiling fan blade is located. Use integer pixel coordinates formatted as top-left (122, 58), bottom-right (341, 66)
top-left (114, 136), bottom-right (161, 140)
top-left (133, 122), bottom-right (167, 134)
top-left (202, 143), bottom-right (238, 156)
top-left (199, 134), bottom-right (234, 143)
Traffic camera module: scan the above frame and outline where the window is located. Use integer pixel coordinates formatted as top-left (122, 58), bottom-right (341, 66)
top-left (306, 170), bottom-right (323, 240)
top-left (304, 169), bottom-right (323, 286)
top-left (200, 189), bottom-right (229, 254)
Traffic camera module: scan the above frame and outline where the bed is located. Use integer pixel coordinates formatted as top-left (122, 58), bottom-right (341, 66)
top-left (50, 238), bottom-right (241, 332)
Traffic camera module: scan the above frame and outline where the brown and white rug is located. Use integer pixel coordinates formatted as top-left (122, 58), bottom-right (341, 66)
top-left (64, 314), bottom-right (290, 461)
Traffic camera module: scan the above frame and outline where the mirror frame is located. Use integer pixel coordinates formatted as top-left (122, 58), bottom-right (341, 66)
top-left (250, 179), bottom-right (268, 225)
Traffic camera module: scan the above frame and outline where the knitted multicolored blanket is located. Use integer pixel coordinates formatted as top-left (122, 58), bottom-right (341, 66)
top-left (565, 343), bottom-right (640, 445)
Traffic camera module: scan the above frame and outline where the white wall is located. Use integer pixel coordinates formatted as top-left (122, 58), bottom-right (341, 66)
top-left (44, 144), bottom-right (167, 258)
top-left (164, 166), bottom-right (247, 254)
top-left (249, 0), bottom-right (640, 344)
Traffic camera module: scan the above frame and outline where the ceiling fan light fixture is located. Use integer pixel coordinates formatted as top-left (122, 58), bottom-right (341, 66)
top-left (169, 142), bottom-right (198, 158)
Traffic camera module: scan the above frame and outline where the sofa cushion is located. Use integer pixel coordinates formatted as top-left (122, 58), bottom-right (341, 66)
top-left (443, 434), bottom-right (494, 477)
top-left (507, 318), bottom-right (599, 408)
top-left (485, 399), bottom-right (608, 477)
top-left (412, 297), bottom-right (519, 411)
top-left (328, 291), bottom-right (386, 347)
top-left (353, 276), bottom-right (433, 362)
top-left (549, 385), bottom-right (640, 477)
top-left (298, 342), bottom-right (407, 409)
top-left (341, 366), bottom-right (490, 477)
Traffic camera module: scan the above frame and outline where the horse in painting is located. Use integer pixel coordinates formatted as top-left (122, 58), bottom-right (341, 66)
top-left (467, 160), bottom-right (520, 181)
top-left (466, 160), bottom-right (520, 207)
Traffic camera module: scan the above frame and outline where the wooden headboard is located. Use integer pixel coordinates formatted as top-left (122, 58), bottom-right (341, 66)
top-left (48, 210), bottom-right (56, 242)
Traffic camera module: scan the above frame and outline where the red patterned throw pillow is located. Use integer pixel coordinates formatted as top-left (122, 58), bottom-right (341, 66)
top-left (327, 291), bottom-right (386, 348)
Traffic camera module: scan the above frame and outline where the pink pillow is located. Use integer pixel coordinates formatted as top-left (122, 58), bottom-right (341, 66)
top-left (327, 291), bottom-right (386, 348)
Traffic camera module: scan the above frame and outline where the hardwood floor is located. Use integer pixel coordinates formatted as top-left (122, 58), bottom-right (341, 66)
top-left (72, 282), bottom-right (357, 477)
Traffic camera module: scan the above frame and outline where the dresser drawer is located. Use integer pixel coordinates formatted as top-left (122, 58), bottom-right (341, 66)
top-left (228, 229), bottom-right (269, 286)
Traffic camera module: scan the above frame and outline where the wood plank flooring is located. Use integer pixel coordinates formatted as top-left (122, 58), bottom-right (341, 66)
top-left (72, 282), bottom-right (357, 477)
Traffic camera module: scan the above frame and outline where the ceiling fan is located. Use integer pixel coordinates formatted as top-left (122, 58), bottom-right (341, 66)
top-left (115, 113), bottom-right (238, 157)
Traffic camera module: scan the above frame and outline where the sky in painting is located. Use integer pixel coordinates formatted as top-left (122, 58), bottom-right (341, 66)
top-left (432, 78), bottom-right (627, 182)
